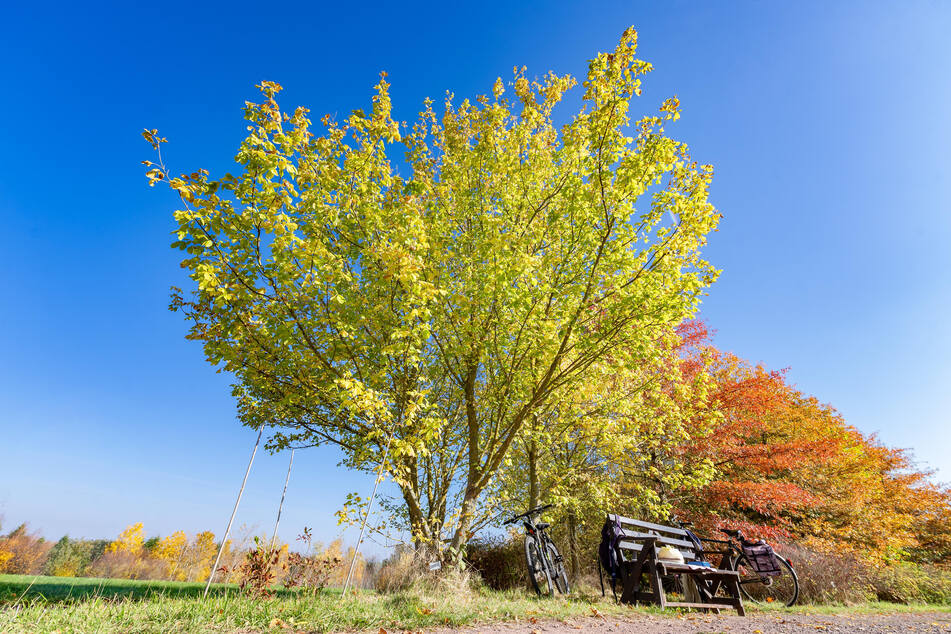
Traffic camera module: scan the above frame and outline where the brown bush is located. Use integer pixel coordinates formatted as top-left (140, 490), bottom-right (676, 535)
top-left (465, 535), bottom-right (526, 591)
top-left (283, 551), bottom-right (340, 593)
top-left (777, 543), bottom-right (874, 604)
top-left (237, 539), bottom-right (282, 597)
top-left (0, 524), bottom-right (52, 574)
top-left (774, 543), bottom-right (951, 605)
top-left (287, 530), bottom-right (357, 589)
top-left (374, 545), bottom-right (477, 595)
top-left (374, 548), bottom-right (425, 593)
top-left (360, 558), bottom-right (381, 590)
top-left (87, 550), bottom-right (167, 580)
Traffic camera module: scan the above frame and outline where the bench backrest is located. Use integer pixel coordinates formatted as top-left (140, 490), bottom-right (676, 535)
top-left (607, 513), bottom-right (698, 562)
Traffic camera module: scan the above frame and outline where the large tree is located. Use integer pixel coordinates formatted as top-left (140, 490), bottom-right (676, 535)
top-left (145, 27), bottom-right (720, 557)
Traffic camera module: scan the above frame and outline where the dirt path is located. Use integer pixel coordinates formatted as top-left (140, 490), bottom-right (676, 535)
top-left (424, 612), bottom-right (951, 633)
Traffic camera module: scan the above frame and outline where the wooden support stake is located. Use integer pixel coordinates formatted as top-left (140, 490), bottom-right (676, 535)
top-left (203, 428), bottom-right (262, 599)
top-left (341, 434), bottom-right (393, 597)
top-left (269, 449), bottom-right (294, 550)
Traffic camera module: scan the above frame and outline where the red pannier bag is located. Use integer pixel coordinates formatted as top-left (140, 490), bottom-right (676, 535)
top-left (741, 540), bottom-right (782, 576)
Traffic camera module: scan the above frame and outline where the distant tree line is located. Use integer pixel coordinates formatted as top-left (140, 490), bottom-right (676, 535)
top-left (0, 521), bottom-right (365, 588)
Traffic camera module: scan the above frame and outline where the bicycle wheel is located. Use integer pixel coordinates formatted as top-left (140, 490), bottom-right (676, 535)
top-left (524, 535), bottom-right (553, 596)
top-left (545, 541), bottom-right (570, 595)
top-left (731, 553), bottom-right (799, 607)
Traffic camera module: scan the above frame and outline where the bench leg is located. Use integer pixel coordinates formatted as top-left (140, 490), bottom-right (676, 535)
top-left (620, 560), bottom-right (644, 604)
top-left (650, 565), bottom-right (665, 608)
top-left (728, 576), bottom-right (745, 616)
top-left (692, 576), bottom-right (720, 614)
top-left (621, 545), bottom-right (655, 605)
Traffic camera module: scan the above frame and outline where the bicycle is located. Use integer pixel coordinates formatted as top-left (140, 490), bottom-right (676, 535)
top-left (672, 519), bottom-right (799, 607)
top-left (504, 504), bottom-right (570, 596)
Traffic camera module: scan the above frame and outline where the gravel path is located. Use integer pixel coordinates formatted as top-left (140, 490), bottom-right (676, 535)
top-left (423, 612), bottom-right (951, 633)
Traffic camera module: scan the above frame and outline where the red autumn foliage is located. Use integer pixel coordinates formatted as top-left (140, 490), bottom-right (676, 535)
top-left (671, 320), bottom-right (951, 562)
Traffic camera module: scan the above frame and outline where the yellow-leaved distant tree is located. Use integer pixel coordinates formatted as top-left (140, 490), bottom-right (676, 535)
top-left (153, 530), bottom-right (188, 581)
top-left (182, 531), bottom-right (218, 582)
top-left (105, 523), bottom-right (145, 555)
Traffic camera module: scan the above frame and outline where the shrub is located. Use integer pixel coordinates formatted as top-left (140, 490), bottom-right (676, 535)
top-left (151, 530), bottom-right (189, 581)
top-left (90, 523), bottom-right (169, 580)
top-left (237, 537), bottom-right (281, 597)
top-left (360, 557), bottom-right (381, 590)
top-left (282, 528), bottom-right (342, 594)
top-left (465, 535), bottom-right (526, 591)
top-left (88, 550), bottom-right (167, 580)
top-left (283, 551), bottom-right (339, 593)
top-left (181, 531), bottom-right (218, 582)
top-left (374, 548), bottom-right (423, 594)
top-left (774, 543), bottom-right (951, 605)
top-left (870, 563), bottom-right (951, 605)
top-left (777, 543), bottom-right (874, 604)
top-left (0, 524), bottom-right (52, 574)
top-left (374, 546), bottom-right (476, 596)
top-left (43, 537), bottom-right (108, 577)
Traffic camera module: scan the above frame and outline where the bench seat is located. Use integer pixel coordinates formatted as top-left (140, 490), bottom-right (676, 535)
top-left (606, 513), bottom-right (745, 616)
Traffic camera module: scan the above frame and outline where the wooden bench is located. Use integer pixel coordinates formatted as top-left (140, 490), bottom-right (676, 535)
top-left (606, 514), bottom-right (745, 615)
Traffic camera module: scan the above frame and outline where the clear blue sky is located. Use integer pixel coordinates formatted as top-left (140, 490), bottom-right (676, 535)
top-left (2, 1), bottom-right (949, 553)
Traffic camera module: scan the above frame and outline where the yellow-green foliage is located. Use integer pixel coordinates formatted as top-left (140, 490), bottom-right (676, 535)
top-left (153, 531), bottom-right (188, 581)
top-left (147, 26), bottom-right (720, 559)
top-left (81, 524), bottom-right (223, 582)
top-left (105, 523), bottom-right (145, 555)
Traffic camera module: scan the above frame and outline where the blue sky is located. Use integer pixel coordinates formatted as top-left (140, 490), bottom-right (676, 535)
top-left (1, 1), bottom-right (949, 554)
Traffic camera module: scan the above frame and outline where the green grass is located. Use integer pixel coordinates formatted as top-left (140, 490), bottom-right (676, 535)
top-left (753, 601), bottom-right (951, 615)
top-left (1, 574), bottom-right (949, 633)
top-left (0, 574), bottom-right (633, 633)
top-left (0, 573), bottom-right (253, 602)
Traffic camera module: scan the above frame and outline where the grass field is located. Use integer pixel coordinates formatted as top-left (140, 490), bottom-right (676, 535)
top-left (1, 574), bottom-right (627, 633)
top-left (0, 573), bottom-right (253, 602)
top-left (1, 574), bottom-right (949, 633)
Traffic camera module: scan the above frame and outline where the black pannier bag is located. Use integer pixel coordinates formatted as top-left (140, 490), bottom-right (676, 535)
top-left (598, 516), bottom-right (624, 595)
top-left (741, 540), bottom-right (782, 576)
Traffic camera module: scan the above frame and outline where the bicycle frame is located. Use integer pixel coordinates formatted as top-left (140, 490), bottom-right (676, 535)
top-left (505, 504), bottom-right (568, 595)
top-left (521, 516), bottom-right (556, 583)
top-left (668, 518), bottom-right (798, 606)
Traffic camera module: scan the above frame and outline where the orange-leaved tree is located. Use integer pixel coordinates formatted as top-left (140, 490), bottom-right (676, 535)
top-left (674, 322), bottom-right (951, 563)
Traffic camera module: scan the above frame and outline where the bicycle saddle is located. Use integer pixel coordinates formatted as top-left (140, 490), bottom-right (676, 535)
top-left (536, 522), bottom-right (550, 530)
top-left (720, 528), bottom-right (741, 537)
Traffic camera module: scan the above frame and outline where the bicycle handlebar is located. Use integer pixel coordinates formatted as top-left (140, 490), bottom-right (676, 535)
top-left (669, 515), bottom-right (694, 528)
top-left (503, 503), bottom-right (553, 525)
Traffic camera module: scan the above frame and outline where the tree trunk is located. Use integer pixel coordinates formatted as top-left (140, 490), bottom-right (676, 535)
top-left (447, 361), bottom-right (482, 564)
top-left (399, 483), bottom-right (433, 549)
top-left (528, 436), bottom-right (539, 510)
top-left (567, 510), bottom-right (580, 581)
top-left (448, 490), bottom-right (479, 565)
